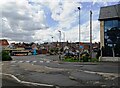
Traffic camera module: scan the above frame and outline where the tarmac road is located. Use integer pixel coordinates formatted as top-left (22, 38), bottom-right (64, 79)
top-left (1, 55), bottom-right (119, 87)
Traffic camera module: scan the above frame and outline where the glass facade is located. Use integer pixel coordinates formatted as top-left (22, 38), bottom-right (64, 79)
top-left (103, 20), bottom-right (120, 57)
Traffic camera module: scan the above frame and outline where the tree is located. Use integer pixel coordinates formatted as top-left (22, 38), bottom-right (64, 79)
top-left (0, 51), bottom-right (12, 61)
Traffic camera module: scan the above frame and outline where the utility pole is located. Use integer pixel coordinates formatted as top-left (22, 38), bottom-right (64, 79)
top-left (58, 30), bottom-right (61, 47)
top-left (90, 10), bottom-right (92, 58)
top-left (58, 30), bottom-right (61, 60)
top-left (78, 7), bottom-right (81, 61)
top-left (51, 36), bottom-right (53, 43)
top-left (63, 32), bottom-right (65, 42)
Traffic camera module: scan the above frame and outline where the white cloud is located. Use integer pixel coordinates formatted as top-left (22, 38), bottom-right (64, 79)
top-left (1, 0), bottom-right (47, 42)
top-left (64, 20), bottom-right (100, 43)
top-left (1, 0), bottom-right (103, 43)
top-left (34, 20), bottom-right (100, 43)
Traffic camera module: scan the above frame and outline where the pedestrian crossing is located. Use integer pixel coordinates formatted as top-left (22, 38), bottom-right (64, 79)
top-left (10, 60), bottom-right (52, 64)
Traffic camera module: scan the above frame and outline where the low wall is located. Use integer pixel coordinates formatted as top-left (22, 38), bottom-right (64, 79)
top-left (99, 57), bottom-right (120, 62)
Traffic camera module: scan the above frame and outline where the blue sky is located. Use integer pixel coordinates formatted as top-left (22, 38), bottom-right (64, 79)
top-left (28, 1), bottom-right (119, 28)
top-left (1, 0), bottom-right (119, 43)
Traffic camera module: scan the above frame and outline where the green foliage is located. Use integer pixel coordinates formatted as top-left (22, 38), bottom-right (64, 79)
top-left (0, 50), bottom-right (12, 61)
top-left (90, 58), bottom-right (99, 62)
top-left (82, 56), bottom-right (89, 62)
top-left (81, 53), bottom-right (90, 62)
top-left (63, 56), bottom-right (99, 62)
top-left (63, 57), bottom-right (79, 62)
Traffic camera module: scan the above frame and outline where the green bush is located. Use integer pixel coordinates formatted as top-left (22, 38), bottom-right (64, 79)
top-left (0, 51), bottom-right (12, 61)
top-left (90, 58), bottom-right (98, 62)
top-left (81, 53), bottom-right (90, 62)
top-left (82, 56), bottom-right (89, 62)
top-left (63, 57), bottom-right (79, 62)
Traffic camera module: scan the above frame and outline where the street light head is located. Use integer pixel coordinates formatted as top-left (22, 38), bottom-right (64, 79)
top-left (58, 30), bottom-right (61, 32)
top-left (78, 7), bottom-right (80, 10)
top-left (90, 10), bottom-right (92, 14)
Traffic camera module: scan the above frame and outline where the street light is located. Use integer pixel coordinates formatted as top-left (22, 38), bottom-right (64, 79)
top-left (90, 10), bottom-right (92, 58)
top-left (58, 30), bottom-right (61, 45)
top-left (58, 30), bottom-right (62, 60)
top-left (51, 36), bottom-right (53, 43)
top-left (63, 32), bottom-right (65, 42)
top-left (78, 7), bottom-right (81, 61)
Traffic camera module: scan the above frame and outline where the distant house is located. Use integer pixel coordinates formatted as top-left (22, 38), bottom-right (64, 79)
top-left (0, 39), bottom-right (9, 49)
top-left (31, 43), bottom-right (38, 50)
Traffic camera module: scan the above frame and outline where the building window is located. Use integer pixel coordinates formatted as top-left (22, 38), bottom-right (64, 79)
top-left (103, 20), bottom-right (120, 57)
top-left (119, 20), bottom-right (120, 28)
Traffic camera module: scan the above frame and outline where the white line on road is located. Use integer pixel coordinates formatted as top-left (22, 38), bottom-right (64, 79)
top-left (40, 61), bottom-right (43, 63)
top-left (79, 70), bottom-right (119, 79)
top-left (1, 73), bottom-right (54, 87)
top-left (26, 61), bottom-right (30, 63)
top-left (0, 63), bottom-right (3, 66)
top-left (46, 61), bottom-right (50, 63)
top-left (11, 61), bottom-right (16, 63)
top-left (19, 61), bottom-right (23, 63)
top-left (74, 65), bottom-right (83, 67)
top-left (33, 61), bottom-right (37, 63)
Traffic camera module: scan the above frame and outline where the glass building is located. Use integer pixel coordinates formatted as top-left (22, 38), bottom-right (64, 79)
top-left (99, 4), bottom-right (120, 57)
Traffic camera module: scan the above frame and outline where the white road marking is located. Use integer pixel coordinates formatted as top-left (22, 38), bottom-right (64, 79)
top-left (40, 61), bottom-right (43, 63)
top-left (46, 61), bottom-right (50, 63)
top-left (1, 73), bottom-right (54, 87)
top-left (26, 61), bottom-right (30, 63)
top-left (11, 61), bottom-right (16, 63)
top-left (79, 70), bottom-right (119, 79)
top-left (19, 61), bottom-right (23, 63)
top-left (33, 61), bottom-right (37, 63)
top-left (74, 65), bottom-right (83, 67)
top-left (10, 60), bottom-right (53, 64)
top-left (11, 65), bottom-right (16, 67)
top-left (0, 63), bottom-right (3, 66)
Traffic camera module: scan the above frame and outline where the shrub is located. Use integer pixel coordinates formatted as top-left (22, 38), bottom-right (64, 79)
top-left (63, 57), bottom-right (79, 62)
top-left (90, 58), bottom-right (98, 62)
top-left (82, 55), bottom-right (89, 62)
top-left (81, 52), bottom-right (90, 62)
top-left (0, 51), bottom-right (12, 61)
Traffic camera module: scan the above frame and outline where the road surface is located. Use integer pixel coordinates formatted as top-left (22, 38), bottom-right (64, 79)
top-left (1, 55), bottom-right (119, 87)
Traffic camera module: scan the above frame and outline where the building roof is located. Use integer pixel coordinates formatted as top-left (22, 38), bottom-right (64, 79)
top-left (99, 4), bottom-right (120, 20)
top-left (0, 39), bottom-right (9, 46)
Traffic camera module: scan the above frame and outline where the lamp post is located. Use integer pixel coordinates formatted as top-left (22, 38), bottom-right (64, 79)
top-left (90, 10), bottom-right (92, 58)
top-left (58, 30), bottom-right (61, 46)
top-left (51, 36), bottom-right (53, 43)
top-left (58, 30), bottom-right (61, 60)
top-left (63, 32), bottom-right (65, 42)
top-left (78, 7), bottom-right (81, 61)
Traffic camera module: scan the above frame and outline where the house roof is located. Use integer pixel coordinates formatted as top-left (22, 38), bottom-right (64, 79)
top-left (99, 4), bottom-right (120, 20)
top-left (0, 39), bottom-right (9, 46)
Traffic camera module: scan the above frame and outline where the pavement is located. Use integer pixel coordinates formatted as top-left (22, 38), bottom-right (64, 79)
top-left (1, 54), bottom-right (120, 88)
